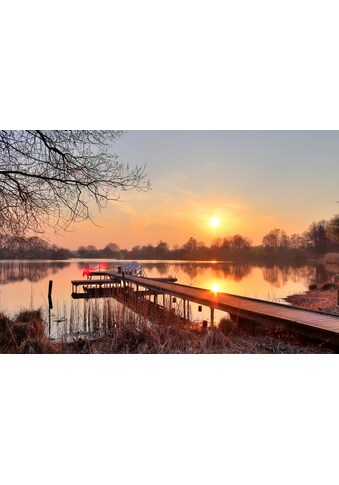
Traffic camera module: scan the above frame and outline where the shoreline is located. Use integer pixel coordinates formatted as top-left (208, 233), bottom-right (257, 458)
top-left (1, 300), bottom-right (336, 354)
top-left (285, 286), bottom-right (339, 314)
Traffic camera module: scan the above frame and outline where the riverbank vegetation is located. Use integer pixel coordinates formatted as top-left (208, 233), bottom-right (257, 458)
top-left (76, 219), bottom-right (339, 261)
top-left (286, 285), bottom-right (339, 314)
top-left (0, 235), bottom-right (72, 260)
top-left (2, 218), bottom-right (339, 262)
top-left (0, 303), bottom-right (334, 354)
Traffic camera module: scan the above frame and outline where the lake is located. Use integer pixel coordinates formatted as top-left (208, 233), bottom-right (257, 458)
top-left (0, 259), bottom-right (335, 338)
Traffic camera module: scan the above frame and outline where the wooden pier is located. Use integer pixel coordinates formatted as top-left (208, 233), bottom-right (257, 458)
top-left (71, 271), bottom-right (339, 346)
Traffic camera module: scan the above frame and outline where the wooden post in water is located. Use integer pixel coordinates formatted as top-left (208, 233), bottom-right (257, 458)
top-left (210, 307), bottom-right (215, 326)
top-left (48, 280), bottom-right (53, 337)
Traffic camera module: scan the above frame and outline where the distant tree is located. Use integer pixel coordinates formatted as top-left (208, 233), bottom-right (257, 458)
top-left (0, 234), bottom-right (70, 259)
top-left (77, 245), bottom-right (87, 258)
top-left (304, 221), bottom-right (329, 255)
top-left (211, 238), bottom-right (222, 250)
top-left (181, 237), bottom-right (198, 257)
top-left (0, 130), bottom-right (150, 236)
top-left (289, 233), bottom-right (305, 250)
top-left (85, 245), bottom-right (97, 258)
top-left (105, 242), bottom-right (120, 252)
top-left (262, 228), bottom-right (280, 249)
top-left (140, 244), bottom-right (156, 259)
top-left (156, 240), bottom-right (170, 257)
top-left (131, 245), bottom-right (141, 257)
top-left (230, 234), bottom-right (251, 250)
top-left (102, 242), bottom-right (120, 258)
top-left (262, 228), bottom-right (291, 253)
top-left (221, 237), bottom-right (231, 250)
top-left (326, 214), bottom-right (339, 244)
top-left (279, 230), bottom-right (289, 249)
top-left (183, 237), bottom-right (198, 252)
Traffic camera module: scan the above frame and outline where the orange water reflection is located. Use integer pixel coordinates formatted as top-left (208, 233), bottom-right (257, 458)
top-left (0, 259), bottom-right (333, 329)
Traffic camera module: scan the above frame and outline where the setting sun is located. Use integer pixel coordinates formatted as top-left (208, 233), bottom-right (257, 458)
top-left (210, 217), bottom-right (220, 228)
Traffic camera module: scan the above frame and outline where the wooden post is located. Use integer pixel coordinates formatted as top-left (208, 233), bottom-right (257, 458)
top-left (210, 307), bottom-right (214, 326)
top-left (187, 300), bottom-right (190, 321)
top-left (122, 270), bottom-right (127, 298)
top-left (183, 299), bottom-right (186, 320)
top-left (48, 280), bottom-right (53, 337)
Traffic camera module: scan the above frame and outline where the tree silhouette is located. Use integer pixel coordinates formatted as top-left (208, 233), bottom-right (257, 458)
top-left (0, 130), bottom-right (149, 235)
top-left (326, 214), bottom-right (339, 244)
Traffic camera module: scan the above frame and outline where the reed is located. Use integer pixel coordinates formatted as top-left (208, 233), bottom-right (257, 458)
top-left (0, 297), bottom-right (334, 353)
top-left (0, 308), bottom-right (61, 353)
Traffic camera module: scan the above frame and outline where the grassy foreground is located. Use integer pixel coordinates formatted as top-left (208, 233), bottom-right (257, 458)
top-left (0, 304), bottom-right (333, 354)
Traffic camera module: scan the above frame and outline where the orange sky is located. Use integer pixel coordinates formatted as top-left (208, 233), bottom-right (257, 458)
top-left (49, 131), bottom-right (339, 251)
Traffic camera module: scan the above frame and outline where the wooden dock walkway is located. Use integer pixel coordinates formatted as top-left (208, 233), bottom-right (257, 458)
top-left (71, 272), bottom-right (339, 346)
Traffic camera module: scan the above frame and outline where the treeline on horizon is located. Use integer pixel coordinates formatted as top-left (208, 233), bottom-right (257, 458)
top-left (1, 219), bottom-right (339, 261)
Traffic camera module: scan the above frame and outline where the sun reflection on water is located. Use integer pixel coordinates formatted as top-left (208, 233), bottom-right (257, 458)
top-left (211, 283), bottom-right (220, 293)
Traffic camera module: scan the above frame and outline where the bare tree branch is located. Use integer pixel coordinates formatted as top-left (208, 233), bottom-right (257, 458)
top-left (0, 130), bottom-right (150, 236)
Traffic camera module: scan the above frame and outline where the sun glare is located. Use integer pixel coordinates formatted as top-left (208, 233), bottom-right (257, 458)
top-left (210, 217), bottom-right (220, 228)
top-left (211, 284), bottom-right (220, 293)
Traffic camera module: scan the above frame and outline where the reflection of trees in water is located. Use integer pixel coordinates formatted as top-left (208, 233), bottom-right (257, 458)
top-left (74, 261), bottom-right (253, 282)
top-left (144, 263), bottom-right (198, 279)
top-left (261, 264), bottom-right (329, 288)
top-left (144, 262), bottom-right (253, 282)
top-left (262, 267), bottom-right (282, 287)
top-left (0, 261), bottom-right (70, 284)
top-left (146, 263), bottom-right (171, 276)
top-left (314, 264), bottom-right (331, 285)
top-left (74, 260), bottom-right (333, 289)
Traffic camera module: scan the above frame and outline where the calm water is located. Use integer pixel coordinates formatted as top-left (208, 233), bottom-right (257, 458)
top-left (0, 259), bottom-right (335, 337)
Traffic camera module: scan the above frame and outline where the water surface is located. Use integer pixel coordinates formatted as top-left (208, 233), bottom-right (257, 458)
top-left (0, 259), bottom-right (334, 337)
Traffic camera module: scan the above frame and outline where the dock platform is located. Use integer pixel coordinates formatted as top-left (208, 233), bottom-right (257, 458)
top-left (71, 271), bottom-right (339, 346)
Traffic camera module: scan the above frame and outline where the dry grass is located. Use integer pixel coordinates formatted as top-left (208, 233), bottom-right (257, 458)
top-left (65, 302), bottom-right (329, 354)
top-left (0, 309), bottom-right (62, 353)
top-left (0, 292), bottom-right (335, 353)
top-left (68, 321), bottom-right (328, 354)
top-left (285, 286), bottom-right (338, 312)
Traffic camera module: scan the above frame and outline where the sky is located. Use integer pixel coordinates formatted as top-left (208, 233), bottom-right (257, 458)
top-left (50, 130), bottom-right (339, 250)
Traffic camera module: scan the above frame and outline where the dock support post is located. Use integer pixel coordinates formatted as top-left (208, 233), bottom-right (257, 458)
top-left (210, 308), bottom-right (215, 326)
